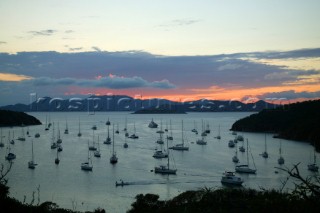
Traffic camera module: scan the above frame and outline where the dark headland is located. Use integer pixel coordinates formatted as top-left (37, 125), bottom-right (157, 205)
top-left (0, 110), bottom-right (42, 127)
top-left (231, 100), bottom-right (320, 151)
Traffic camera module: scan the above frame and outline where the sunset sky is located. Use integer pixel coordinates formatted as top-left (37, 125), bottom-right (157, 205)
top-left (1, 0), bottom-right (320, 105)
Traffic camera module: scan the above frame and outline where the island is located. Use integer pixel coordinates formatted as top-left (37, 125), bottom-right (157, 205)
top-left (0, 110), bottom-right (42, 127)
top-left (231, 100), bottom-right (320, 151)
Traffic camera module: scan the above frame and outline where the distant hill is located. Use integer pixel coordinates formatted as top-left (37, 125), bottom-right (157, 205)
top-left (133, 104), bottom-right (186, 114)
top-left (0, 110), bottom-right (42, 127)
top-left (0, 95), bottom-right (277, 112)
top-left (231, 100), bottom-right (320, 150)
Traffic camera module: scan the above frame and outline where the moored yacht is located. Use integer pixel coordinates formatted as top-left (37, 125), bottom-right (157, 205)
top-left (221, 171), bottom-right (243, 186)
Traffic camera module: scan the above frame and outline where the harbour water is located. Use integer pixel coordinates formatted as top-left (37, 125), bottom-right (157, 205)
top-left (0, 112), bottom-right (318, 212)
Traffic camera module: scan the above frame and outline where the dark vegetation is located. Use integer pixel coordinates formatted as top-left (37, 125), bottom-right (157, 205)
top-left (1, 161), bottom-right (319, 213)
top-left (231, 100), bottom-right (320, 151)
top-left (0, 110), bottom-right (42, 127)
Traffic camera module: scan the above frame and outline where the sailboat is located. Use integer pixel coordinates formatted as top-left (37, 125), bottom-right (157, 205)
top-left (261, 133), bottom-right (268, 158)
top-left (77, 118), bottom-right (82, 137)
top-left (104, 123), bottom-right (112, 144)
top-left (221, 171), bottom-right (243, 186)
top-left (156, 120), bottom-right (164, 144)
top-left (5, 131), bottom-right (16, 161)
top-left (201, 120), bottom-right (207, 137)
top-left (48, 115), bottom-right (52, 128)
top-left (50, 123), bottom-right (57, 149)
top-left (215, 124), bottom-right (221, 139)
top-left (205, 121), bottom-right (210, 134)
top-left (45, 115), bottom-right (49, 131)
top-left (81, 141), bottom-right (93, 171)
top-left (34, 132), bottom-right (40, 138)
top-left (123, 134), bottom-right (128, 148)
top-left (106, 117), bottom-right (111, 126)
top-left (235, 139), bottom-right (257, 174)
top-left (154, 137), bottom-right (177, 175)
top-left (124, 117), bottom-right (129, 137)
top-left (169, 120), bottom-right (189, 151)
top-left (17, 126), bottom-right (26, 141)
top-left (10, 131), bottom-right (15, 144)
top-left (232, 142), bottom-right (239, 163)
top-left (165, 121), bottom-right (168, 132)
top-left (56, 123), bottom-right (62, 144)
top-left (115, 123), bottom-right (120, 134)
top-left (278, 139), bottom-right (285, 165)
top-left (191, 120), bottom-right (198, 134)
top-left (239, 137), bottom-right (245, 152)
top-left (26, 126), bottom-right (29, 136)
top-left (110, 124), bottom-right (118, 164)
top-left (94, 136), bottom-right (101, 157)
top-left (0, 128), bottom-right (4, 147)
top-left (308, 142), bottom-right (319, 172)
top-left (148, 118), bottom-right (158, 128)
top-left (64, 119), bottom-right (69, 134)
top-left (55, 146), bottom-right (60, 164)
top-left (129, 122), bottom-right (139, 139)
top-left (167, 120), bottom-right (173, 140)
top-left (89, 130), bottom-right (97, 150)
top-left (28, 140), bottom-right (37, 169)
top-left (228, 140), bottom-right (235, 147)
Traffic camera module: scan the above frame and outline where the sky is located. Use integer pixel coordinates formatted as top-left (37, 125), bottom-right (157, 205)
top-left (0, 0), bottom-right (320, 105)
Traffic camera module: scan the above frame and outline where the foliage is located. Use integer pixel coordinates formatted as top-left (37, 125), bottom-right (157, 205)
top-left (231, 100), bottom-right (320, 150)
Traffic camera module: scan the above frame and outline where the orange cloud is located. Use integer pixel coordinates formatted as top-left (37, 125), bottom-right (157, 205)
top-left (0, 72), bottom-right (32, 81)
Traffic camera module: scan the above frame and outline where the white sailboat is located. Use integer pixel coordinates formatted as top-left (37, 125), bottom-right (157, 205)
top-left (28, 140), bottom-right (37, 169)
top-left (261, 133), bottom-right (268, 158)
top-left (77, 118), bottom-right (82, 137)
top-left (235, 139), bottom-right (256, 174)
top-left (221, 171), bottom-right (243, 186)
top-left (278, 139), bottom-right (285, 165)
top-left (110, 124), bottom-right (118, 164)
top-left (64, 119), bottom-right (69, 134)
top-left (154, 137), bottom-right (177, 175)
top-left (169, 120), bottom-right (189, 151)
top-left (308, 143), bottom-right (318, 172)
top-left (94, 136), bottom-right (101, 157)
top-left (81, 141), bottom-right (93, 171)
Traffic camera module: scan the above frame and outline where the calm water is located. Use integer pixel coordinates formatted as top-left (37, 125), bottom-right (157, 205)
top-left (0, 112), bottom-right (318, 212)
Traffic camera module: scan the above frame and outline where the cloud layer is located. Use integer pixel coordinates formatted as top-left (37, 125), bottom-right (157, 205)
top-left (30, 75), bottom-right (175, 89)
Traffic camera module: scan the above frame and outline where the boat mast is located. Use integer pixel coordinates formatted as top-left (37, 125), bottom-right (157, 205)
top-left (264, 133), bottom-right (267, 153)
top-left (112, 124), bottom-right (115, 155)
top-left (170, 120), bottom-right (173, 137)
top-left (246, 139), bottom-right (249, 166)
top-left (167, 136), bottom-right (170, 169)
top-left (181, 120), bottom-right (184, 146)
top-left (31, 139), bottom-right (34, 162)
